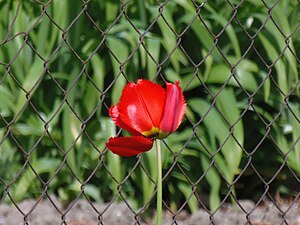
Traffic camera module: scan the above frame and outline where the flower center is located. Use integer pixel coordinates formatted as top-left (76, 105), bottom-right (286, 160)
top-left (142, 127), bottom-right (168, 140)
top-left (141, 127), bottom-right (160, 138)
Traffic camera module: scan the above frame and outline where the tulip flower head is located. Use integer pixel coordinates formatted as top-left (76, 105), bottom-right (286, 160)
top-left (106, 79), bottom-right (186, 157)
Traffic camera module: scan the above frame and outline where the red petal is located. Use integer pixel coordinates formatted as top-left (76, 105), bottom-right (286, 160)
top-left (159, 81), bottom-right (186, 136)
top-left (109, 106), bottom-right (141, 135)
top-left (117, 80), bottom-right (165, 134)
top-left (106, 136), bottom-right (154, 157)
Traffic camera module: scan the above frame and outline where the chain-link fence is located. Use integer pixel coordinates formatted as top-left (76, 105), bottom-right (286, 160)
top-left (0, 0), bottom-right (299, 224)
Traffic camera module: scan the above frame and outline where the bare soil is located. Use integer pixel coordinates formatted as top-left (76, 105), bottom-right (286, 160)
top-left (0, 197), bottom-right (299, 225)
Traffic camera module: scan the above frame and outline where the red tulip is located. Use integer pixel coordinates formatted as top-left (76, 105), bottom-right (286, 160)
top-left (106, 79), bottom-right (186, 157)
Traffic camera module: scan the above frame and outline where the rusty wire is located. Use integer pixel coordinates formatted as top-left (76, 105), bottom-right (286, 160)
top-left (0, 0), bottom-right (299, 224)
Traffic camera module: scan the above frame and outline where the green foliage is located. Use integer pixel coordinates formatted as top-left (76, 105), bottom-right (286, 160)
top-left (0, 0), bottom-right (299, 214)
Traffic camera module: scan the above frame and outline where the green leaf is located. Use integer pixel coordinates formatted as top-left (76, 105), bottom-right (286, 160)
top-left (147, 37), bottom-right (161, 80)
top-left (215, 88), bottom-right (243, 177)
top-left (206, 62), bottom-right (258, 92)
top-left (83, 54), bottom-right (105, 114)
top-left (62, 69), bottom-right (81, 175)
top-left (201, 156), bottom-right (220, 211)
top-left (149, 4), bottom-right (187, 72)
top-left (11, 158), bottom-right (61, 201)
top-left (214, 87), bottom-right (244, 145)
top-left (178, 183), bottom-right (198, 213)
top-left (206, 5), bottom-right (241, 58)
top-left (0, 86), bottom-right (16, 113)
top-left (15, 60), bottom-right (44, 116)
top-left (260, 71), bottom-right (271, 103)
top-left (258, 33), bottom-right (287, 95)
top-left (288, 104), bottom-right (300, 173)
top-left (84, 184), bottom-right (103, 202)
top-left (107, 36), bottom-right (129, 63)
top-left (189, 98), bottom-right (241, 181)
top-left (107, 36), bottom-right (128, 104)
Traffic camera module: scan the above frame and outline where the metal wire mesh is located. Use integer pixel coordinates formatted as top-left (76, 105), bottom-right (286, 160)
top-left (0, 0), bottom-right (299, 224)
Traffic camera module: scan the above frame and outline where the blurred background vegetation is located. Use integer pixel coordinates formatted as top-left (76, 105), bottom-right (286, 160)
top-left (0, 0), bottom-right (299, 215)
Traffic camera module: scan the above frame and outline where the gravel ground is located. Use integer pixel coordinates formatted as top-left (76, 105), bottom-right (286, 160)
top-left (0, 197), bottom-right (300, 225)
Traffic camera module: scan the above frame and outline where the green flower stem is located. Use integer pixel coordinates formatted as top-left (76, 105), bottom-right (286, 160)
top-left (156, 140), bottom-right (162, 225)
